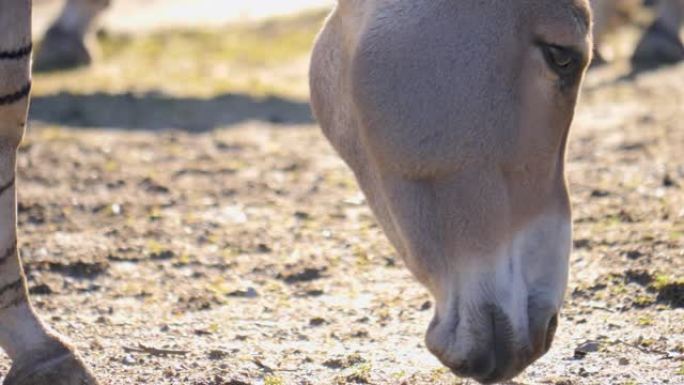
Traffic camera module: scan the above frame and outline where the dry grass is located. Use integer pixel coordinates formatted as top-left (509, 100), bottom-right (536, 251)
top-left (33, 9), bottom-right (328, 99)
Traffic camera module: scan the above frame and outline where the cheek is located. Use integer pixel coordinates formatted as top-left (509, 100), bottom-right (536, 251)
top-left (350, 26), bottom-right (523, 180)
top-left (512, 55), bottom-right (577, 170)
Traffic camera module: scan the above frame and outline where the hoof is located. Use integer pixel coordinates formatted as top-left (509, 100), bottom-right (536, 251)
top-left (3, 339), bottom-right (99, 385)
top-left (631, 20), bottom-right (684, 70)
top-left (34, 26), bottom-right (93, 72)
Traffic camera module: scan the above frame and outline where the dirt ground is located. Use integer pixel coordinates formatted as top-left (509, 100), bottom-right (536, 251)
top-left (3, 9), bottom-right (683, 385)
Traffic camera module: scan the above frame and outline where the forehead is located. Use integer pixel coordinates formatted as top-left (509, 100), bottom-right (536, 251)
top-left (371, 0), bottom-right (592, 46)
top-left (522, 0), bottom-right (592, 35)
top-left (346, 0), bottom-right (593, 169)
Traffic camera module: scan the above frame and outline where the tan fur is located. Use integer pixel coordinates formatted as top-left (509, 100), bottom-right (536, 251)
top-left (311, 1), bottom-right (592, 383)
top-left (34, 0), bottom-right (110, 71)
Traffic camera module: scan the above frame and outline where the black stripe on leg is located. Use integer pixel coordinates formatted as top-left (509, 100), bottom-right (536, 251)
top-left (0, 43), bottom-right (32, 60)
top-left (0, 278), bottom-right (26, 310)
top-left (0, 278), bottom-right (23, 297)
top-left (0, 82), bottom-right (31, 106)
top-left (0, 176), bottom-right (15, 196)
top-left (0, 295), bottom-right (27, 310)
top-left (0, 241), bottom-right (17, 265)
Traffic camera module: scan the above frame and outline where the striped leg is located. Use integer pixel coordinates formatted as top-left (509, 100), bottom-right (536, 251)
top-left (0, 1), bottom-right (98, 384)
top-left (34, 0), bottom-right (111, 71)
top-left (632, 0), bottom-right (684, 68)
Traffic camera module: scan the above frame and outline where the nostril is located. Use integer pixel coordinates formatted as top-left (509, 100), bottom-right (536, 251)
top-left (544, 313), bottom-right (559, 352)
top-left (447, 354), bottom-right (495, 380)
top-left (448, 360), bottom-right (469, 375)
top-left (470, 353), bottom-right (496, 378)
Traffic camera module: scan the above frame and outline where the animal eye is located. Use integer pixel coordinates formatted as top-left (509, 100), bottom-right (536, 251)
top-left (540, 44), bottom-right (579, 75)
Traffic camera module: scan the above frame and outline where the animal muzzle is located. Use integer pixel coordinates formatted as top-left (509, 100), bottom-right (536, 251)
top-left (425, 302), bottom-right (559, 384)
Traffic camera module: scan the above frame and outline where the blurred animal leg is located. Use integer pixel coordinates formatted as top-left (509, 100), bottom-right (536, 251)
top-left (632, 0), bottom-right (684, 68)
top-left (34, 0), bottom-right (112, 71)
top-left (0, 1), bottom-right (99, 384)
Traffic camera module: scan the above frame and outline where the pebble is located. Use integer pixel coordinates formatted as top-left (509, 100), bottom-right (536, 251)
top-left (122, 354), bottom-right (137, 366)
top-left (227, 287), bottom-right (258, 298)
top-left (577, 340), bottom-right (600, 352)
top-left (574, 340), bottom-right (601, 359)
top-left (309, 317), bottom-right (326, 326)
top-left (208, 349), bottom-right (228, 360)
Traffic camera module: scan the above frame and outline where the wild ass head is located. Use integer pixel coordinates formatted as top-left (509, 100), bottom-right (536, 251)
top-left (310, 0), bottom-right (592, 383)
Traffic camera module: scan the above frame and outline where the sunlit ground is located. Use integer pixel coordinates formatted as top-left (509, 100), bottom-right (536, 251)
top-left (33, 10), bottom-right (328, 100)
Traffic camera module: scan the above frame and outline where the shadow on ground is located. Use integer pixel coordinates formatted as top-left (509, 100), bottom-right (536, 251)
top-left (30, 91), bottom-right (314, 131)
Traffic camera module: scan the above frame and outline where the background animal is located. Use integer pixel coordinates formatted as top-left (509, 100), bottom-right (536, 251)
top-left (591, 0), bottom-right (684, 67)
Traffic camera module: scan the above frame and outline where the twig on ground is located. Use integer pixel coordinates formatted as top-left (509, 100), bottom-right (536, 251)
top-left (123, 343), bottom-right (189, 356)
top-left (252, 357), bottom-right (299, 373)
top-left (613, 339), bottom-right (670, 357)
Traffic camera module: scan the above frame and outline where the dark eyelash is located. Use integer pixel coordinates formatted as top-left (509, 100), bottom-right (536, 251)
top-left (535, 41), bottom-right (584, 89)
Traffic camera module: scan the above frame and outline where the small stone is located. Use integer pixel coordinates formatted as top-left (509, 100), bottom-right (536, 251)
top-left (577, 340), bottom-right (600, 352)
top-left (663, 174), bottom-right (677, 187)
top-left (624, 250), bottom-right (644, 260)
top-left (305, 289), bottom-right (324, 297)
top-left (208, 349), bottom-right (228, 360)
top-left (279, 267), bottom-right (325, 283)
top-left (29, 283), bottom-right (54, 295)
top-left (294, 211), bottom-right (310, 220)
top-left (590, 189), bottom-right (610, 198)
top-left (122, 354), bottom-right (136, 366)
top-left (578, 367), bottom-right (590, 377)
top-left (150, 250), bottom-right (175, 260)
top-left (309, 317), bottom-right (326, 327)
top-left (257, 243), bottom-right (272, 253)
top-left (619, 357), bottom-right (630, 365)
top-left (574, 340), bottom-right (600, 359)
top-left (227, 287), bottom-right (258, 298)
